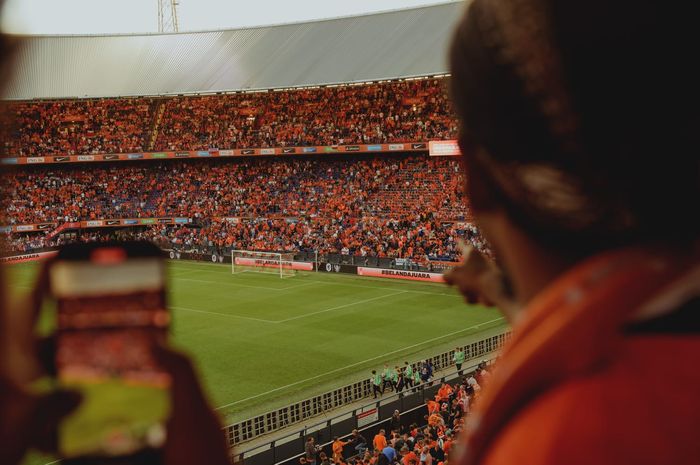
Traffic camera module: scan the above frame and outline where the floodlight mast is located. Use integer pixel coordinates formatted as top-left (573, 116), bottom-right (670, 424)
top-left (157, 0), bottom-right (180, 33)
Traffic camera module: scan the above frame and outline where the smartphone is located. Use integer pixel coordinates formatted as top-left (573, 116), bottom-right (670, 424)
top-left (49, 241), bottom-right (171, 458)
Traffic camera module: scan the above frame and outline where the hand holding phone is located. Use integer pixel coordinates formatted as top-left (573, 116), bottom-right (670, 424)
top-left (49, 241), bottom-right (171, 458)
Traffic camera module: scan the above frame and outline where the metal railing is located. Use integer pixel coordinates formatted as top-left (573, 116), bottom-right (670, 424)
top-left (233, 357), bottom-right (501, 465)
top-left (223, 329), bottom-right (511, 447)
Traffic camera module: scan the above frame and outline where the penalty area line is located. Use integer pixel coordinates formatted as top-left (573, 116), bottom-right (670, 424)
top-left (274, 291), bottom-right (408, 323)
top-left (171, 306), bottom-right (277, 324)
top-left (171, 290), bottom-right (407, 325)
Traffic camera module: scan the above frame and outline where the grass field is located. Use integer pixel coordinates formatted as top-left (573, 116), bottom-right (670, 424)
top-left (7, 259), bottom-right (506, 464)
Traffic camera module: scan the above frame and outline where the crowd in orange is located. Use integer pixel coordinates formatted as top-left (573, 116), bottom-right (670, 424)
top-left (3, 155), bottom-right (490, 260)
top-left (2, 98), bottom-right (156, 157)
top-left (331, 363), bottom-right (492, 465)
top-left (2, 78), bottom-right (456, 157)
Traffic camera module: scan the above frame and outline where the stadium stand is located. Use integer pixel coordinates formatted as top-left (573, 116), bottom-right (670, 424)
top-left (2, 155), bottom-right (491, 260)
top-left (2, 97), bottom-right (157, 156)
top-left (1, 78), bottom-right (456, 157)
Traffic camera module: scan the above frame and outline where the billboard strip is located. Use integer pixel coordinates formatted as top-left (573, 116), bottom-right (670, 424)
top-left (357, 266), bottom-right (445, 283)
top-left (2, 142), bottom-right (433, 166)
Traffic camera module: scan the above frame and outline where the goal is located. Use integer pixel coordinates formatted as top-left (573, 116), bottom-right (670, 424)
top-left (231, 250), bottom-right (297, 278)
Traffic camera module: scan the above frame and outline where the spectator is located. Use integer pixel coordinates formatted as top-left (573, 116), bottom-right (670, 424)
top-left (435, 383), bottom-right (453, 403)
top-left (400, 446), bottom-right (418, 465)
top-left (305, 436), bottom-right (319, 465)
top-left (332, 436), bottom-right (348, 463)
top-left (2, 155), bottom-right (491, 260)
top-left (347, 429), bottom-right (367, 457)
top-left (319, 451), bottom-right (331, 465)
top-left (2, 78), bottom-right (458, 158)
top-left (447, 0), bottom-right (699, 464)
top-left (465, 372), bottom-right (480, 394)
top-left (380, 445), bottom-right (396, 464)
top-left (372, 429), bottom-right (387, 452)
top-left (389, 410), bottom-right (401, 434)
top-left (419, 446), bottom-right (432, 465)
top-left (419, 360), bottom-right (433, 385)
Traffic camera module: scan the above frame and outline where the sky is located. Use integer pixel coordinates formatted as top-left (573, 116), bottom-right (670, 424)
top-left (1, 0), bottom-right (455, 35)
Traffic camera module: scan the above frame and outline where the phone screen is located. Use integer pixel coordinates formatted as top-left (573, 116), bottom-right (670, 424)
top-left (51, 246), bottom-right (171, 458)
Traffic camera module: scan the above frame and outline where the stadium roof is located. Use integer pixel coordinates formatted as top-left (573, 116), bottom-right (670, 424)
top-left (2, 1), bottom-right (464, 100)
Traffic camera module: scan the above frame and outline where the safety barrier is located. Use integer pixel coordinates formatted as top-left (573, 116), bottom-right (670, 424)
top-left (224, 329), bottom-right (510, 447)
top-left (232, 356), bottom-right (503, 465)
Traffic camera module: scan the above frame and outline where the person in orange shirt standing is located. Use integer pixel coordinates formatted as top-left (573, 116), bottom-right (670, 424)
top-left (372, 429), bottom-right (387, 452)
top-left (331, 436), bottom-right (348, 463)
top-left (425, 399), bottom-right (440, 415)
top-left (435, 383), bottom-right (453, 403)
top-left (400, 446), bottom-right (419, 465)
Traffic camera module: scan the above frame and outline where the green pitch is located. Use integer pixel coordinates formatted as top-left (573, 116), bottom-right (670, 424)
top-left (7, 259), bottom-right (505, 464)
top-left (59, 379), bottom-right (169, 457)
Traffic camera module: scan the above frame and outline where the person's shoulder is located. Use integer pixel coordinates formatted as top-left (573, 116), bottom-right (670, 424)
top-left (479, 381), bottom-right (603, 464)
top-left (483, 360), bottom-right (700, 465)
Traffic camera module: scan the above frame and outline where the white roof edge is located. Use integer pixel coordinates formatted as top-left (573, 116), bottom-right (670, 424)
top-left (2, 73), bottom-right (452, 102)
top-left (7, 1), bottom-right (463, 38)
top-left (2, 2), bottom-right (466, 100)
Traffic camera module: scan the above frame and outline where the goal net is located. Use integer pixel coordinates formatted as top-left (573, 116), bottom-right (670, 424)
top-left (231, 250), bottom-right (297, 278)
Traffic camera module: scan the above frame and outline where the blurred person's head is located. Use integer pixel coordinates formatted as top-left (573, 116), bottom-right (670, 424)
top-left (449, 0), bottom-right (699, 305)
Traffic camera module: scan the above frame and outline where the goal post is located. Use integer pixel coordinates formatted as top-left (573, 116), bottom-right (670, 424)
top-left (231, 250), bottom-right (296, 278)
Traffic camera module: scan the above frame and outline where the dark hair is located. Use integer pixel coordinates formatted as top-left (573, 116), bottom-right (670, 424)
top-left (449, 0), bottom-right (699, 253)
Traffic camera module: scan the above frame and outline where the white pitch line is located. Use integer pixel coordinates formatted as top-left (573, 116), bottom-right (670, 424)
top-left (176, 277), bottom-right (288, 292)
top-left (278, 281), bottom-right (321, 291)
top-left (301, 279), bottom-right (458, 297)
top-left (275, 291), bottom-right (408, 323)
top-left (176, 276), bottom-right (328, 292)
top-left (172, 290), bottom-right (407, 325)
top-left (214, 316), bottom-right (505, 410)
top-left (171, 305), bottom-right (277, 324)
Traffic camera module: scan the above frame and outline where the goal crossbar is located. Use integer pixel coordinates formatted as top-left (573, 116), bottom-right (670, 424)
top-left (231, 250), bottom-right (296, 278)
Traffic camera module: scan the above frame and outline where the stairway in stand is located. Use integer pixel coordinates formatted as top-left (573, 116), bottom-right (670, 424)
top-left (148, 100), bottom-right (168, 151)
